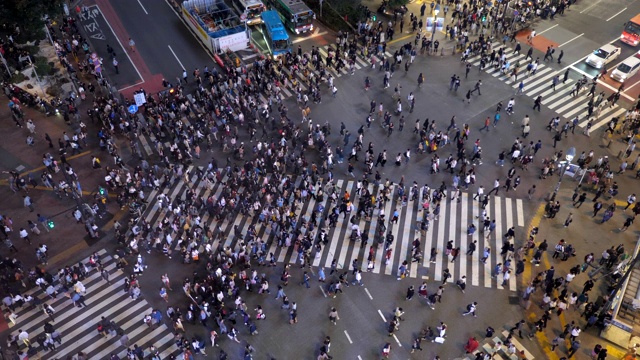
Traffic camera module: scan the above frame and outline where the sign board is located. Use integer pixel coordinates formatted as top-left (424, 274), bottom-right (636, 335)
top-left (240, 13), bottom-right (247, 21)
top-left (128, 104), bottom-right (138, 114)
top-left (435, 17), bottom-right (445, 32)
top-left (425, 17), bottom-right (434, 32)
top-left (134, 92), bottom-right (146, 107)
top-left (216, 32), bottom-right (249, 53)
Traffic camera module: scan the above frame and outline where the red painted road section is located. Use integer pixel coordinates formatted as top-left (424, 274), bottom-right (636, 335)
top-left (516, 29), bottom-right (560, 53)
top-left (88, 0), bottom-right (165, 99)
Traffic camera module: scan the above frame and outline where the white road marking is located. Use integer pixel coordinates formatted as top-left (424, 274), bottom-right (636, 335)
top-left (319, 285), bottom-right (327, 298)
top-left (168, 45), bottom-right (186, 70)
top-left (607, 8), bottom-right (627, 22)
top-left (378, 309), bottom-right (387, 322)
top-left (569, 65), bottom-right (635, 101)
top-left (364, 287), bottom-right (373, 300)
top-left (344, 330), bottom-right (353, 344)
top-left (392, 334), bottom-right (402, 347)
top-left (137, 0), bottom-right (149, 14)
top-left (580, 1), bottom-right (601, 13)
top-left (558, 33), bottom-right (584, 47)
top-left (93, 5), bottom-right (143, 82)
top-left (516, 199), bottom-right (524, 227)
top-left (537, 24), bottom-right (558, 35)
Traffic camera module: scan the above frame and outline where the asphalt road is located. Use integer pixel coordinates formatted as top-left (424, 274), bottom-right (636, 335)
top-left (45, 0), bottom-right (640, 359)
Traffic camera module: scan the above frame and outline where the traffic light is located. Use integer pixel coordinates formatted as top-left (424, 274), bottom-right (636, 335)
top-left (47, 220), bottom-right (54, 229)
top-left (372, 15), bottom-right (377, 21)
top-left (98, 186), bottom-right (106, 196)
top-left (481, 14), bottom-right (487, 22)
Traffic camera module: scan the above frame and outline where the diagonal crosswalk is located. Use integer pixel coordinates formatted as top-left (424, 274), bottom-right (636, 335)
top-left (139, 168), bottom-right (526, 290)
top-left (6, 249), bottom-right (181, 360)
top-left (465, 42), bottom-right (627, 132)
top-left (136, 44), bottom-right (392, 157)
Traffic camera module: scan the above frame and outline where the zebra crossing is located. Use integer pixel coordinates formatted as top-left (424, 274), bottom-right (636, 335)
top-left (6, 249), bottom-right (181, 360)
top-left (137, 44), bottom-right (392, 157)
top-left (466, 42), bottom-right (628, 132)
top-left (140, 168), bottom-right (526, 291)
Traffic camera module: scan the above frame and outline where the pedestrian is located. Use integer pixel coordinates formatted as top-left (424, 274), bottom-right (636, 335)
top-left (567, 339), bottom-right (580, 357)
top-left (113, 58), bottom-right (119, 74)
top-left (301, 271), bottom-right (311, 288)
top-left (564, 213), bottom-right (573, 227)
top-left (406, 285), bottom-right (415, 300)
top-left (24, 195), bottom-right (34, 212)
top-left (328, 307), bottom-right (340, 325)
top-left (128, 38), bottom-right (136, 51)
top-left (463, 302), bottom-right (478, 317)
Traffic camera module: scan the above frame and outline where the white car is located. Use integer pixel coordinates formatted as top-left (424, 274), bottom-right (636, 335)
top-left (585, 44), bottom-right (621, 69)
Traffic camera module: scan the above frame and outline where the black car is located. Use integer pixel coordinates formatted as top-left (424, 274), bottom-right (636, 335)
top-left (377, 0), bottom-right (408, 17)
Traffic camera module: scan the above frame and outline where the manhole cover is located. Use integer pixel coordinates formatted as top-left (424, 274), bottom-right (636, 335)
top-left (508, 296), bottom-right (520, 305)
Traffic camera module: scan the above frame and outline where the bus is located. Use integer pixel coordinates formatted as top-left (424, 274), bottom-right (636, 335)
top-left (261, 10), bottom-right (291, 58)
top-left (268, 0), bottom-right (314, 35)
top-left (621, 14), bottom-right (640, 46)
top-left (230, 0), bottom-right (265, 25)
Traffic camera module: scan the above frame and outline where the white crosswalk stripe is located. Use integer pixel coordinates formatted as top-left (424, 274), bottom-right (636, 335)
top-left (7, 249), bottom-right (181, 359)
top-left (139, 170), bottom-right (525, 290)
top-left (466, 41), bottom-right (627, 132)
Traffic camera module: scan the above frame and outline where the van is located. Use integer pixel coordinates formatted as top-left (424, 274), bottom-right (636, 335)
top-left (611, 56), bottom-right (640, 82)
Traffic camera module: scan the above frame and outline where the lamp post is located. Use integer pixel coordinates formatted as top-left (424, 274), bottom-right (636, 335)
top-left (550, 147), bottom-right (576, 202)
top-left (430, 4), bottom-right (440, 50)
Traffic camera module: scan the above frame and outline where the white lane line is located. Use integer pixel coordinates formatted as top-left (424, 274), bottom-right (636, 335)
top-left (624, 76), bottom-right (640, 91)
top-left (378, 309), bottom-right (387, 322)
top-left (580, 1), bottom-right (601, 13)
top-left (137, 0), bottom-right (149, 14)
top-left (471, 195), bottom-right (479, 287)
top-left (93, 5), bottom-right (143, 81)
top-left (344, 330), bottom-right (353, 344)
top-left (537, 24), bottom-right (558, 35)
top-left (292, 31), bottom-right (329, 44)
top-left (358, 356), bottom-right (363, 360)
top-left (364, 287), bottom-right (373, 300)
top-left (607, 8), bottom-right (627, 22)
top-left (319, 285), bottom-right (327, 298)
top-left (392, 334), bottom-right (402, 347)
top-left (558, 33), bottom-right (584, 47)
top-left (168, 45), bottom-right (186, 70)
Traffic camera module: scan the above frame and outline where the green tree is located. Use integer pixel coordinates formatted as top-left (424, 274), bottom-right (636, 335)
top-left (0, 0), bottom-right (65, 41)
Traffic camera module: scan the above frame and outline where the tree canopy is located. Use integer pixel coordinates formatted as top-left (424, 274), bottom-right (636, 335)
top-left (0, 0), bottom-right (65, 41)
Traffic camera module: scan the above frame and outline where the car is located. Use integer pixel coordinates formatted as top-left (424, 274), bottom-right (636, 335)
top-left (585, 44), bottom-right (621, 69)
top-left (610, 56), bottom-right (640, 82)
top-left (377, 0), bottom-right (408, 17)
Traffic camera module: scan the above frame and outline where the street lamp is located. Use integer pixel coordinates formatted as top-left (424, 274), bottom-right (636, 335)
top-left (550, 147), bottom-right (576, 202)
top-left (430, 4), bottom-right (440, 49)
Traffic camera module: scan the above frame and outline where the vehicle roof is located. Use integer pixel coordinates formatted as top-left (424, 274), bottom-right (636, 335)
top-left (599, 44), bottom-right (620, 52)
top-left (631, 14), bottom-right (640, 24)
top-left (618, 56), bottom-right (640, 66)
top-left (280, 0), bottom-right (312, 13)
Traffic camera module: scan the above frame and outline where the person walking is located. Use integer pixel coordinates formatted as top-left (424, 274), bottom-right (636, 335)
top-left (328, 307), bottom-right (340, 325)
top-left (406, 285), bottom-right (415, 300)
top-left (463, 302), bottom-right (478, 317)
top-left (567, 339), bottom-right (580, 357)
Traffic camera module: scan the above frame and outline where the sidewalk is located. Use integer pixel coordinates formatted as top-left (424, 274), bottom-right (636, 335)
top-left (519, 184), bottom-right (636, 360)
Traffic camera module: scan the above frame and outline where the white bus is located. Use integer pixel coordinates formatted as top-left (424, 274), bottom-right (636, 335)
top-left (230, 0), bottom-right (266, 25)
